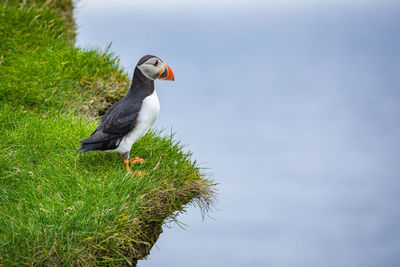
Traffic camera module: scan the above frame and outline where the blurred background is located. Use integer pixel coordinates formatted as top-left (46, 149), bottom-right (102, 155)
top-left (74, 0), bottom-right (400, 266)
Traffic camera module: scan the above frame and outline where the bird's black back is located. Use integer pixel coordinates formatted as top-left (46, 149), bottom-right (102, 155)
top-left (76, 67), bottom-right (155, 152)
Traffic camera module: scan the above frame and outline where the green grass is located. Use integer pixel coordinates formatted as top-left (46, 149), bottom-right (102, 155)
top-left (0, 1), bottom-right (130, 117)
top-left (0, 1), bottom-right (214, 265)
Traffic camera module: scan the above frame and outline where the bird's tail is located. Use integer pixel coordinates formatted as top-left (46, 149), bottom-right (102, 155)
top-left (75, 143), bottom-right (101, 152)
top-left (75, 146), bottom-right (88, 152)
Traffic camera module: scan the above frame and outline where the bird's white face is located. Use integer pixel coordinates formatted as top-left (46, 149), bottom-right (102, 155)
top-left (137, 57), bottom-right (174, 81)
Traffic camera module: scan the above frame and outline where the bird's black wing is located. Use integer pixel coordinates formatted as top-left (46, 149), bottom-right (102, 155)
top-left (79, 97), bottom-right (142, 145)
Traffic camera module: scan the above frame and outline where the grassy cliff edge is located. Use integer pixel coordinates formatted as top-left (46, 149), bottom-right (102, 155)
top-left (0, 1), bottom-right (214, 265)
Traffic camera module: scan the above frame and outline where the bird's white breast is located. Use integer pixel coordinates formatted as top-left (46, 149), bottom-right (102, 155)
top-left (114, 90), bottom-right (160, 154)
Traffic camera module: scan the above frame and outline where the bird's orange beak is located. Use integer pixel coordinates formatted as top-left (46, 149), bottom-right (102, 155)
top-left (158, 63), bottom-right (174, 81)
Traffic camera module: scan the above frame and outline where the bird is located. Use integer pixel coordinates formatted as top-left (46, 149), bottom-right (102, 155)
top-left (76, 55), bottom-right (174, 172)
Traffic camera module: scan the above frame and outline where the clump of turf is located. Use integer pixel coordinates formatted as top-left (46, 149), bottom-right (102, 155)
top-left (0, 1), bottom-right (214, 266)
top-left (0, 1), bottom-right (130, 118)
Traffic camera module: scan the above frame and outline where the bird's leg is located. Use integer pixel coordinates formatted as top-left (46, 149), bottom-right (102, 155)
top-left (124, 159), bottom-right (130, 172)
top-left (120, 152), bottom-right (130, 172)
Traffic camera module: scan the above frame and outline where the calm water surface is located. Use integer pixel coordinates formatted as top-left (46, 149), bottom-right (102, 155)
top-left (75, 1), bottom-right (400, 266)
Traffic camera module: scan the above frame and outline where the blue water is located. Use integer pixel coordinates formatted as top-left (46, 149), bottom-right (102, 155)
top-left (75, 1), bottom-right (400, 266)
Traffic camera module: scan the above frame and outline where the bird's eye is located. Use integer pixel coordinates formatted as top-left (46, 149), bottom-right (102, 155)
top-left (153, 60), bottom-right (158, 67)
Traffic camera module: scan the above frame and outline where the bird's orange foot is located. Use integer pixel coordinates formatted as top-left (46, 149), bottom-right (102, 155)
top-left (130, 157), bottom-right (145, 164)
top-left (130, 170), bottom-right (146, 177)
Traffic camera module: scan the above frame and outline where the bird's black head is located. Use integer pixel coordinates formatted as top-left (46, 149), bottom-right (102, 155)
top-left (136, 55), bottom-right (174, 81)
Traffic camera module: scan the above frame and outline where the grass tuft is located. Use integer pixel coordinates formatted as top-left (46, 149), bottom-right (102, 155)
top-left (0, 1), bottom-right (215, 265)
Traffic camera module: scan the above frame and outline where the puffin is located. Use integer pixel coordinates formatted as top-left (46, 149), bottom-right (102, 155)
top-left (76, 55), bottom-right (174, 172)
